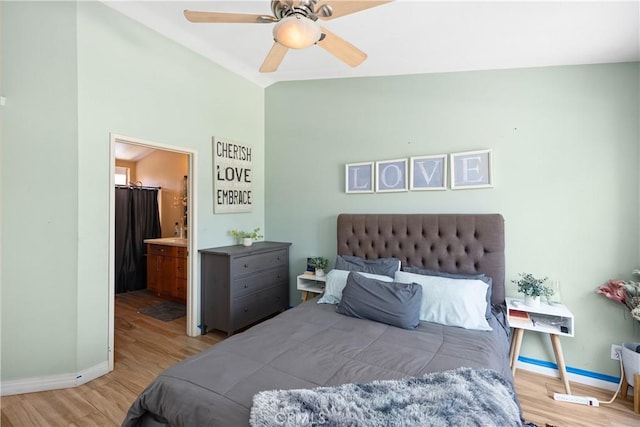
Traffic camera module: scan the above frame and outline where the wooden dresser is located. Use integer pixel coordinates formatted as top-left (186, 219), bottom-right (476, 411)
top-left (199, 241), bottom-right (291, 335)
top-left (146, 243), bottom-right (187, 303)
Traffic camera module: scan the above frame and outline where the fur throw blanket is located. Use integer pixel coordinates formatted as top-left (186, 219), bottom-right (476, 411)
top-left (250, 367), bottom-right (524, 426)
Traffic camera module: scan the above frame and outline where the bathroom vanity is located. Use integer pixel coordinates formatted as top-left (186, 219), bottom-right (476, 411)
top-left (144, 238), bottom-right (188, 303)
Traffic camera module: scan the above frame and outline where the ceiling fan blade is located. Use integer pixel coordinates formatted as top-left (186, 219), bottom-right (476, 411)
top-left (316, 0), bottom-right (393, 20)
top-left (317, 27), bottom-right (367, 67)
top-left (184, 10), bottom-right (276, 24)
top-left (260, 42), bottom-right (289, 73)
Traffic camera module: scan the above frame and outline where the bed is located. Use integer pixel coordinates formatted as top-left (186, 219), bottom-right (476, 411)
top-left (123, 213), bottom-right (524, 427)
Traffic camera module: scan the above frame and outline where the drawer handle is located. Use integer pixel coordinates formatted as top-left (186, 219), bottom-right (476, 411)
top-left (243, 308), bottom-right (249, 313)
top-left (243, 284), bottom-right (248, 288)
top-left (244, 264), bottom-right (248, 268)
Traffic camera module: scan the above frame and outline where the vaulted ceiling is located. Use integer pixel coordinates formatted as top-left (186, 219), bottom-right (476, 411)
top-left (103, 1), bottom-right (639, 88)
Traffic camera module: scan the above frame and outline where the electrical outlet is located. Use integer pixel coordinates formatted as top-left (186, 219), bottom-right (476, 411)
top-left (611, 344), bottom-right (622, 360)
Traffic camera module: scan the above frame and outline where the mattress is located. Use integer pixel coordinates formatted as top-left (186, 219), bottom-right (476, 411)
top-left (122, 299), bottom-right (514, 427)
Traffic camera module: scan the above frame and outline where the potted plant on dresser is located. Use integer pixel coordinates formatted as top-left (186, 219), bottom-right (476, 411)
top-left (512, 272), bottom-right (553, 307)
top-left (230, 227), bottom-right (264, 247)
top-left (308, 257), bottom-right (329, 277)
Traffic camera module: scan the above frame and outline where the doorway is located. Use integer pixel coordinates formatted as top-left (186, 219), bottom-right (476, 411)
top-left (108, 133), bottom-right (199, 372)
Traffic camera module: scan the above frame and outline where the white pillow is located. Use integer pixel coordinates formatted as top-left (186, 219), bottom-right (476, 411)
top-left (317, 270), bottom-right (394, 304)
top-left (394, 271), bottom-right (492, 331)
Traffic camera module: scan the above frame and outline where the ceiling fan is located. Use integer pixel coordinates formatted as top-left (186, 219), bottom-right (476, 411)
top-left (184, 0), bottom-right (392, 73)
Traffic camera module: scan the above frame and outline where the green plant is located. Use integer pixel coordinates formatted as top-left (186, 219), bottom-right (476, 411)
top-left (512, 272), bottom-right (553, 297)
top-left (309, 256), bottom-right (329, 270)
top-left (230, 227), bottom-right (263, 241)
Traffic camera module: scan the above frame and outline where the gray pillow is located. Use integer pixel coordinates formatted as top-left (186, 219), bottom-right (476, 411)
top-left (401, 266), bottom-right (493, 318)
top-left (335, 255), bottom-right (400, 278)
top-left (336, 273), bottom-right (422, 330)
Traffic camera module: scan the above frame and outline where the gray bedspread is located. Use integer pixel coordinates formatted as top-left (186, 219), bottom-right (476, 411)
top-left (122, 300), bottom-right (514, 427)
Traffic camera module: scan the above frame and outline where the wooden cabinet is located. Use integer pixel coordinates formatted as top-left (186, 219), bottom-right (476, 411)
top-left (146, 244), bottom-right (188, 303)
top-left (199, 241), bottom-right (291, 335)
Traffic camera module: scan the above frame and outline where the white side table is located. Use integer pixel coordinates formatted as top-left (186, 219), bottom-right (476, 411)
top-left (506, 296), bottom-right (575, 394)
top-left (296, 273), bottom-right (326, 302)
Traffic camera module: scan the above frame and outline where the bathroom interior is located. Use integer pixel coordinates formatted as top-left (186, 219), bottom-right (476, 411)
top-left (114, 142), bottom-right (189, 315)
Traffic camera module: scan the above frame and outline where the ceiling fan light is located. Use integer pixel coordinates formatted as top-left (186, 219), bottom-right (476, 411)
top-left (273, 15), bottom-right (321, 49)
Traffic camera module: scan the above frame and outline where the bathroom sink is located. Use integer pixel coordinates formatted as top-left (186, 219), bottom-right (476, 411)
top-left (143, 237), bottom-right (188, 246)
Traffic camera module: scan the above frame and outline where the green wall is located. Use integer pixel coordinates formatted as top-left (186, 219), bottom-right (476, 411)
top-left (1, 1), bottom-right (264, 382)
top-left (1, 1), bottom-right (79, 379)
top-left (75, 2), bottom-right (264, 370)
top-left (2, 0), bottom-right (638, 388)
top-left (265, 63), bottom-right (640, 378)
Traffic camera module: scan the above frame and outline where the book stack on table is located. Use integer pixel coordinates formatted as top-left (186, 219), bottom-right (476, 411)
top-left (508, 309), bottom-right (531, 328)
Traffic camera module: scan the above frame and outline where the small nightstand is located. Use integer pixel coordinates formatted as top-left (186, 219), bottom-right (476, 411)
top-left (296, 273), bottom-right (326, 302)
top-left (506, 296), bottom-right (575, 394)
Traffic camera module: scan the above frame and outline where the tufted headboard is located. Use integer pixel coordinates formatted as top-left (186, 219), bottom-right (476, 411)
top-left (337, 214), bottom-right (505, 304)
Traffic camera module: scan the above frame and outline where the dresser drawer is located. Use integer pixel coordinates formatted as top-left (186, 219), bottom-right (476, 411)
top-left (231, 249), bottom-right (288, 277)
top-left (175, 247), bottom-right (187, 258)
top-left (231, 285), bottom-right (287, 331)
top-left (175, 278), bottom-right (187, 301)
top-left (175, 258), bottom-right (187, 279)
top-left (147, 244), bottom-right (177, 257)
top-left (231, 266), bottom-right (287, 298)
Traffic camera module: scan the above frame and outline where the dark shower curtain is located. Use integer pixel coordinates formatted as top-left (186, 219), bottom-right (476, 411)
top-left (115, 186), bottom-right (161, 294)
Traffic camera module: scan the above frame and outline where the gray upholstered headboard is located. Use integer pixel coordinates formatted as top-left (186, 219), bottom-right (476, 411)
top-left (337, 214), bottom-right (505, 304)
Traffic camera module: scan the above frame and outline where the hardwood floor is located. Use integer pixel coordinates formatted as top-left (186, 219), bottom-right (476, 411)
top-left (1, 291), bottom-right (638, 426)
top-left (515, 369), bottom-right (637, 426)
top-left (1, 291), bottom-right (224, 426)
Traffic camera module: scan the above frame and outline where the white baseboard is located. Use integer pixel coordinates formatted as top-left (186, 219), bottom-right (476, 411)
top-left (516, 359), bottom-right (620, 392)
top-left (76, 361), bottom-right (110, 386)
top-left (0, 361), bottom-right (110, 396)
top-left (0, 373), bottom-right (78, 396)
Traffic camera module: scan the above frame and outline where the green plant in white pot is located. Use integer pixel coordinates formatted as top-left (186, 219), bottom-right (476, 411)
top-left (309, 257), bottom-right (329, 277)
top-left (230, 227), bottom-right (263, 247)
top-left (512, 272), bottom-right (553, 307)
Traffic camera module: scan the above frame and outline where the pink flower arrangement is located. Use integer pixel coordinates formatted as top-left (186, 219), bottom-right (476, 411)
top-left (596, 279), bottom-right (628, 304)
top-left (596, 270), bottom-right (640, 322)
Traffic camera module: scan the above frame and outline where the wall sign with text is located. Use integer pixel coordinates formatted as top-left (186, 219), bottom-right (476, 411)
top-left (375, 159), bottom-right (408, 192)
top-left (345, 162), bottom-right (374, 193)
top-left (213, 136), bottom-right (253, 213)
top-left (345, 149), bottom-right (492, 193)
top-left (450, 149), bottom-right (493, 189)
top-left (410, 154), bottom-right (447, 191)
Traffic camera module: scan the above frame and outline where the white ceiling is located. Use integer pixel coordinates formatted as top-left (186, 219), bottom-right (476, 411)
top-left (115, 142), bottom-right (155, 161)
top-left (103, 0), bottom-right (639, 88)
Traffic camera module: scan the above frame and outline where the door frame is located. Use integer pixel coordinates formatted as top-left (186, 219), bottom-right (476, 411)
top-left (108, 133), bottom-right (199, 371)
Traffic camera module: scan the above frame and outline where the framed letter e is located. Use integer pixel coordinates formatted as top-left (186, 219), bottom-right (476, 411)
top-left (450, 149), bottom-right (493, 189)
